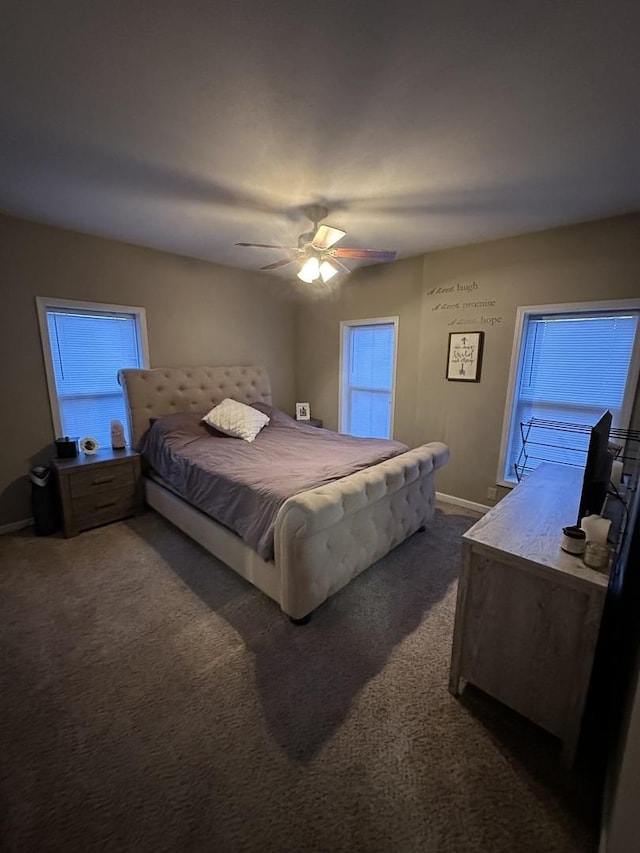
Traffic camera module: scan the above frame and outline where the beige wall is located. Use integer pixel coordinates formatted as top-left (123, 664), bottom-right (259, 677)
top-left (0, 214), bottom-right (296, 526)
top-left (296, 213), bottom-right (640, 506)
top-left (3, 211), bottom-right (639, 526)
top-left (294, 256), bottom-right (424, 448)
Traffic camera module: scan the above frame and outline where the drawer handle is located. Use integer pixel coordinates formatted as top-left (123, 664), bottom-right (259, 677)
top-left (96, 500), bottom-right (118, 510)
top-left (92, 476), bottom-right (115, 486)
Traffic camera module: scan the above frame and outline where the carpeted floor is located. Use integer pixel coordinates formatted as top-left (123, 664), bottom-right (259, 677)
top-left (0, 505), bottom-right (600, 853)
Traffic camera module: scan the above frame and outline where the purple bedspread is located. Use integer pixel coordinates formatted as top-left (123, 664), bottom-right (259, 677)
top-left (140, 404), bottom-right (408, 560)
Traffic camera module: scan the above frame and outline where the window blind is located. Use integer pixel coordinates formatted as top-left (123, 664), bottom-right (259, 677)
top-left (344, 323), bottom-right (395, 438)
top-left (504, 311), bottom-right (639, 480)
top-left (46, 308), bottom-right (143, 447)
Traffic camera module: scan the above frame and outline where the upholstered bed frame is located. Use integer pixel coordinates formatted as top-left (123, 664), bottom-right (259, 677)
top-left (119, 365), bottom-right (449, 621)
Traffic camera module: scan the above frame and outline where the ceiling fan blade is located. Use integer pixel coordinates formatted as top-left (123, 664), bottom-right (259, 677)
top-left (330, 248), bottom-right (397, 262)
top-left (260, 257), bottom-right (294, 270)
top-left (327, 258), bottom-right (351, 275)
top-left (236, 242), bottom-right (288, 249)
top-left (312, 224), bottom-right (346, 250)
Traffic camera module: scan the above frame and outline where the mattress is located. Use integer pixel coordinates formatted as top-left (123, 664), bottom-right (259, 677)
top-left (140, 403), bottom-right (409, 559)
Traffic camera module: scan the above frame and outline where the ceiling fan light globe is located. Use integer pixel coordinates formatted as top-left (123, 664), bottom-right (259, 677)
top-left (298, 256), bottom-right (320, 283)
top-left (319, 260), bottom-right (339, 283)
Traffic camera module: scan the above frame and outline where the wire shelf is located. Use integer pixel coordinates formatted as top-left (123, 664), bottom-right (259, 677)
top-left (514, 418), bottom-right (640, 483)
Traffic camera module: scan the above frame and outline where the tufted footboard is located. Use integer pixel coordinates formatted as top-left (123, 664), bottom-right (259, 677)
top-left (274, 442), bottom-right (450, 619)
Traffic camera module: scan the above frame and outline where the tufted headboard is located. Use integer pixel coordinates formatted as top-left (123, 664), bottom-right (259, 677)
top-left (118, 365), bottom-right (272, 450)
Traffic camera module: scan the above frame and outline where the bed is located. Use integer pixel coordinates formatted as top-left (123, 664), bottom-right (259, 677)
top-left (118, 365), bottom-right (450, 621)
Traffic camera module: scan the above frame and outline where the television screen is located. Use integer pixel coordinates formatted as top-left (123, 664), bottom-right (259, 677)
top-left (577, 410), bottom-right (613, 525)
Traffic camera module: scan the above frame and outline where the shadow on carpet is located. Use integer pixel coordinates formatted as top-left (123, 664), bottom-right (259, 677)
top-left (0, 505), bottom-right (600, 853)
top-left (127, 507), bottom-right (472, 762)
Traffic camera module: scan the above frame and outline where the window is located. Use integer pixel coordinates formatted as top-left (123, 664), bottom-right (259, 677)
top-left (37, 298), bottom-right (149, 448)
top-left (498, 300), bottom-right (640, 485)
top-left (339, 318), bottom-right (398, 439)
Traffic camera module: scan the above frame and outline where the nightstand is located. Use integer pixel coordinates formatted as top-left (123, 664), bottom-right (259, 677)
top-left (52, 447), bottom-right (143, 537)
top-left (303, 418), bottom-right (323, 428)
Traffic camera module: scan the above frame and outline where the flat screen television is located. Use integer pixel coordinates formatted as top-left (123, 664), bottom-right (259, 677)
top-left (576, 410), bottom-right (614, 525)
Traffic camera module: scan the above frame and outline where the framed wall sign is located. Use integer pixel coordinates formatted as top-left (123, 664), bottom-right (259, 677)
top-left (295, 402), bottom-right (310, 420)
top-left (446, 331), bottom-right (484, 382)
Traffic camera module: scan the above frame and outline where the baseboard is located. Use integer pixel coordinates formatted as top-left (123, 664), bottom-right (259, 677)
top-left (435, 492), bottom-right (490, 514)
top-left (0, 517), bottom-right (33, 535)
top-left (4, 499), bottom-right (487, 532)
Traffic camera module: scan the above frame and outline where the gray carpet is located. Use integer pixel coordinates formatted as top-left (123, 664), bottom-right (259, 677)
top-left (0, 505), bottom-right (599, 853)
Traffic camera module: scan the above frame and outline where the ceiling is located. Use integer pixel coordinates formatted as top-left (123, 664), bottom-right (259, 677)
top-left (1, 1), bottom-right (639, 277)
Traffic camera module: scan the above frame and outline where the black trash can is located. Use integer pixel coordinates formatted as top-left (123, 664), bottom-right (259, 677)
top-left (30, 466), bottom-right (60, 536)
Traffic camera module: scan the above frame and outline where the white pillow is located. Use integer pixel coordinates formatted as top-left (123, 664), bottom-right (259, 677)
top-left (202, 398), bottom-right (270, 442)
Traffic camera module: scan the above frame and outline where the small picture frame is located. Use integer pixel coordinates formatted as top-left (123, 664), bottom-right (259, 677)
top-left (295, 402), bottom-right (311, 420)
top-left (446, 331), bottom-right (484, 382)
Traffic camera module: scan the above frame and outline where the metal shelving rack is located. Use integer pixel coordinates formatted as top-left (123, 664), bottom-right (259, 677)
top-left (515, 418), bottom-right (640, 564)
top-left (515, 418), bottom-right (640, 484)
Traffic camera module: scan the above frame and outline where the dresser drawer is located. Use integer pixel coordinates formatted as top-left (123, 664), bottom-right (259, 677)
top-left (71, 485), bottom-right (138, 529)
top-left (69, 461), bottom-right (135, 499)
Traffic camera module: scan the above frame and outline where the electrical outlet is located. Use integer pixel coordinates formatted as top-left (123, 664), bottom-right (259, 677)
top-left (487, 486), bottom-right (498, 501)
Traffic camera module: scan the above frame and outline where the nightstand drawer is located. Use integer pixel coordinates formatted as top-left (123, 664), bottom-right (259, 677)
top-left (53, 448), bottom-right (143, 537)
top-left (72, 485), bottom-right (138, 528)
top-left (69, 461), bottom-right (135, 499)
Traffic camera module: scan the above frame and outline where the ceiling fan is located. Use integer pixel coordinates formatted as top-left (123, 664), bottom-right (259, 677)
top-left (236, 204), bottom-right (397, 283)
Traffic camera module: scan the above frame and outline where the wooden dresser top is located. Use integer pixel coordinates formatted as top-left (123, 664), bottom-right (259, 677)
top-left (463, 463), bottom-right (608, 589)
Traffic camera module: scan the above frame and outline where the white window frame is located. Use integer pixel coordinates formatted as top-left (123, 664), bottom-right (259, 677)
top-left (338, 316), bottom-right (399, 439)
top-left (36, 296), bottom-right (150, 437)
top-left (497, 298), bottom-right (640, 488)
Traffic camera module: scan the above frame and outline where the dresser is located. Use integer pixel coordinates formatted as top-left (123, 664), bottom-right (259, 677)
top-left (52, 448), bottom-right (143, 537)
top-left (449, 463), bottom-right (609, 766)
